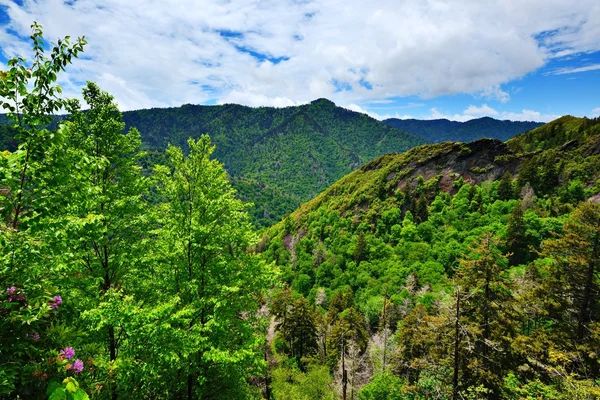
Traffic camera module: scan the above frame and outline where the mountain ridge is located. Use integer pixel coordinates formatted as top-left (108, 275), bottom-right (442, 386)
top-left (383, 116), bottom-right (543, 143)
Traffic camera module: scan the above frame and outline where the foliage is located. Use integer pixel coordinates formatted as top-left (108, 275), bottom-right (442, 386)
top-left (0, 25), bottom-right (269, 399)
top-left (259, 113), bottom-right (600, 398)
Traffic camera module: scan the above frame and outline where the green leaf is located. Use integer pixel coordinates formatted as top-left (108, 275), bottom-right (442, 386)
top-left (65, 381), bottom-right (77, 393)
top-left (73, 390), bottom-right (90, 400)
top-left (46, 380), bottom-right (61, 396)
top-left (49, 387), bottom-right (67, 400)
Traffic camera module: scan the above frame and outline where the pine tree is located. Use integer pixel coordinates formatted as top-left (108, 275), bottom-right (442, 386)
top-left (453, 233), bottom-right (517, 398)
top-left (277, 296), bottom-right (319, 369)
top-left (533, 201), bottom-right (600, 378)
top-left (415, 196), bottom-right (429, 223)
top-left (354, 231), bottom-right (368, 264)
top-left (497, 171), bottom-right (514, 201)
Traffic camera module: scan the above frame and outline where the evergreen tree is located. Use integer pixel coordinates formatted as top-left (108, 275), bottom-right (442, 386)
top-left (415, 196), bottom-right (429, 223)
top-left (497, 171), bottom-right (514, 201)
top-left (277, 296), bottom-right (319, 368)
top-left (354, 231), bottom-right (368, 264)
top-left (533, 201), bottom-right (600, 378)
top-left (454, 233), bottom-right (517, 398)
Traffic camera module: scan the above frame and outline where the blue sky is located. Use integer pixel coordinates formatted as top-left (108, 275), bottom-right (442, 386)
top-left (1, 0), bottom-right (599, 122)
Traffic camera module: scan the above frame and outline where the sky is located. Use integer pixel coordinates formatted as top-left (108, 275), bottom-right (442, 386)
top-left (0, 0), bottom-right (599, 122)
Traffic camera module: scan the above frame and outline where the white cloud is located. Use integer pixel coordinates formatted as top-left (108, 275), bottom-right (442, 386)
top-left (592, 107), bottom-right (600, 117)
top-left (420, 105), bottom-right (558, 123)
top-left (546, 64), bottom-right (600, 75)
top-left (218, 91), bottom-right (305, 108)
top-left (428, 108), bottom-right (473, 122)
top-left (0, 0), bottom-right (598, 110)
top-left (344, 104), bottom-right (413, 121)
top-left (500, 109), bottom-right (559, 123)
top-left (464, 104), bottom-right (499, 117)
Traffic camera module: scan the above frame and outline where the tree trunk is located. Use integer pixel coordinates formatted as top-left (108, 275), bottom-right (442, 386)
top-left (577, 234), bottom-right (599, 341)
top-left (453, 289), bottom-right (460, 400)
top-left (108, 325), bottom-right (117, 400)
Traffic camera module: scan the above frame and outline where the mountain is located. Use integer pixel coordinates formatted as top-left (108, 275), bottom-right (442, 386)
top-left (266, 115), bottom-right (600, 236)
top-left (382, 116), bottom-right (543, 143)
top-left (0, 99), bottom-right (423, 227)
top-left (507, 114), bottom-right (600, 152)
top-left (258, 115), bottom-right (600, 398)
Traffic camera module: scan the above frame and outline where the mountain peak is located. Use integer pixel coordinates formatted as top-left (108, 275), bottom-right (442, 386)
top-left (310, 98), bottom-right (336, 107)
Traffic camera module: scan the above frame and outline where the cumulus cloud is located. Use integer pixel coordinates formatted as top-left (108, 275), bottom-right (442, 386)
top-left (344, 104), bottom-right (413, 121)
top-left (416, 105), bottom-right (557, 123)
top-left (500, 109), bottom-right (560, 123)
top-left (0, 0), bottom-right (598, 110)
top-left (592, 108), bottom-right (600, 117)
top-left (464, 104), bottom-right (499, 117)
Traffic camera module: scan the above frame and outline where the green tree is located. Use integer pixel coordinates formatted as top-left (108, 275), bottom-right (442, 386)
top-left (453, 233), bottom-right (517, 398)
top-left (0, 23), bottom-right (86, 397)
top-left (415, 196), bottom-right (429, 223)
top-left (358, 373), bottom-right (405, 400)
top-left (532, 201), bottom-right (600, 378)
top-left (276, 296), bottom-right (319, 368)
top-left (152, 136), bottom-right (270, 398)
top-left (57, 82), bottom-right (148, 399)
top-left (497, 172), bottom-right (514, 201)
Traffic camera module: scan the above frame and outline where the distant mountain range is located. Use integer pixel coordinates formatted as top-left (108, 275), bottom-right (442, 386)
top-left (0, 100), bottom-right (555, 227)
top-left (382, 116), bottom-right (543, 143)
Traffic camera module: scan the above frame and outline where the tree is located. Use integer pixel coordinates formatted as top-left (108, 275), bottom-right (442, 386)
top-left (415, 196), bottom-right (429, 223)
top-left (533, 201), bottom-right (600, 378)
top-left (453, 233), bottom-right (517, 398)
top-left (497, 172), bottom-right (514, 201)
top-left (354, 231), bottom-right (368, 264)
top-left (277, 296), bottom-right (319, 368)
top-left (152, 136), bottom-right (270, 398)
top-left (328, 307), bottom-right (370, 399)
top-left (57, 82), bottom-right (148, 399)
top-left (0, 23), bottom-right (86, 397)
top-left (394, 303), bottom-right (444, 385)
top-left (358, 373), bottom-right (405, 400)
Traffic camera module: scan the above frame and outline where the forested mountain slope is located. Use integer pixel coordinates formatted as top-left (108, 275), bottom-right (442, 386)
top-left (383, 116), bottom-right (542, 143)
top-left (0, 99), bottom-right (423, 227)
top-left (259, 115), bottom-right (600, 399)
top-left (124, 99), bottom-right (424, 226)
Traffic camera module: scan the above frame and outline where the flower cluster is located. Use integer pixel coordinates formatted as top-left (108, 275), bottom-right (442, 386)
top-left (60, 347), bottom-right (75, 360)
top-left (6, 286), bottom-right (26, 303)
top-left (69, 359), bottom-right (84, 374)
top-left (58, 347), bottom-right (85, 374)
top-left (25, 332), bottom-right (41, 341)
top-left (50, 295), bottom-right (62, 309)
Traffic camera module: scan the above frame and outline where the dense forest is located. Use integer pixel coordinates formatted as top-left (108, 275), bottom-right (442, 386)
top-left (2, 24), bottom-right (600, 400)
top-left (382, 117), bottom-right (542, 144)
top-left (260, 115), bottom-right (600, 399)
top-left (2, 90), bottom-right (546, 230)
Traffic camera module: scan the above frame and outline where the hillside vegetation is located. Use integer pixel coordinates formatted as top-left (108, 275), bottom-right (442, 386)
top-left (124, 99), bottom-right (423, 226)
top-left (259, 115), bottom-right (600, 399)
